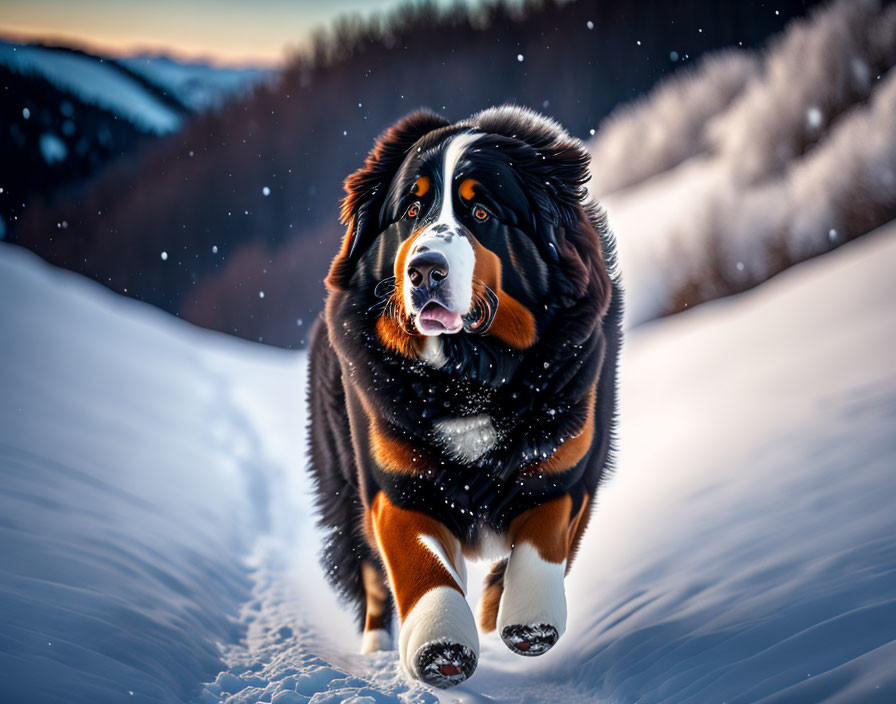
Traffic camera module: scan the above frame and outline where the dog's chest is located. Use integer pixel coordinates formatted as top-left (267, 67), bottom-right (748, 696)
top-left (433, 414), bottom-right (497, 463)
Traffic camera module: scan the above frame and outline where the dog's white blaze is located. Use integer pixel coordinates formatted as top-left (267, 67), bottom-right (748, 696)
top-left (418, 533), bottom-right (467, 593)
top-left (404, 132), bottom-right (481, 330)
top-left (434, 414), bottom-right (497, 463)
top-left (497, 543), bottom-right (567, 638)
top-left (360, 628), bottom-right (391, 654)
top-left (437, 131), bottom-right (481, 223)
top-left (398, 585), bottom-right (479, 679)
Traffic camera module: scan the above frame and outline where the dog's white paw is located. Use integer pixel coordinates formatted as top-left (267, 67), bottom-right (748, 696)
top-left (497, 543), bottom-right (567, 656)
top-left (398, 586), bottom-right (479, 688)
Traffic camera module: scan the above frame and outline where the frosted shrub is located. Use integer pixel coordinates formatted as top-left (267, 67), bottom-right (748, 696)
top-left (708, 0), bottom-right (896, 185)
top-left (670, 68), bottom-right (896, 315)
top-left (589, 50), bottom-right (757, 196)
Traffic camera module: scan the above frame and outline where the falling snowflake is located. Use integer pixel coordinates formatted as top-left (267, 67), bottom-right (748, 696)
top-left (262, 186), bottom-right (271, 196)
top-left (806, 107), bottom-right (823, 129)
top-left (160, 251), bottom-right (168, 261)
top-left (517, 54), bottom-right (524, 62)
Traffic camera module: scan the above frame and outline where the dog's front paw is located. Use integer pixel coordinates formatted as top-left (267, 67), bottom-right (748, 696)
top-left (399, 586), bottom-right (479, 687)
top-left (497, 543), bottom-right (567, 657)
top-left (414, 641), bottom-right (477, 688)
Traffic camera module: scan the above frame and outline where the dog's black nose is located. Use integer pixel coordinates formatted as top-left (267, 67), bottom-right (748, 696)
top-left (407, 251), bottom-right (449, 288)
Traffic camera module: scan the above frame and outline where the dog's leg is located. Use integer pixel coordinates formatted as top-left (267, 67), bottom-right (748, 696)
top-left (360, 560), bottom-right (392, 653)
top-left (369, 492), bottom-right (478, 688)
top-left (497, 494), bottom-right (574, 656)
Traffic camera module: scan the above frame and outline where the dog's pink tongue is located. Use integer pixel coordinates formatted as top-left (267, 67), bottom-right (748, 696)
top-left (419, 303), bottom-right (462, 333)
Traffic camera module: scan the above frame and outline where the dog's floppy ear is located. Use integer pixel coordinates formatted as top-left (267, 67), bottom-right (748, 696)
top-left (326, 109), bottom-right (451, 291)
top-left (473, 106), bottom-right (609, 314)
top-left (555, 203), bottom-right (614, 320)
top-left (471, 106), bottom-right (591, 262)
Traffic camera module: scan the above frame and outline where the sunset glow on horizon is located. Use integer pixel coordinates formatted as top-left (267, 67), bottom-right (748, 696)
top-left (0, 0), bottom-right (427, 66)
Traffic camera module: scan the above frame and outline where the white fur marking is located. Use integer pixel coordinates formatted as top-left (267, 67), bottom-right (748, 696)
top-left (438, 131), bottom-right (481, 223)
top-left (418, 336), bottom-right (447, 368)
top-left (403, 235), bottom-right (476, 331)
top-left (418, 534), bottom-right (467, 593)
top-left (402, 132), bottom-right (481, 328)
top-left (434, 414), bottom-right (497, 463)
top-left (360, 628), bottom-right (391, 654)
top-left (398, 586), bottom-right (479, 678)
top-left (466, 527), bottom-right (510, 562)
top-left (497, 543), bottom-right (567, 637)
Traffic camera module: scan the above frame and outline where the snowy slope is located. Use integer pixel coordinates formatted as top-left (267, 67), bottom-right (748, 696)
top-left (1, 223), bottom-right (895, 703)
top-left (118, 56), bottom-right (271, 112)
top-left (0, 41), bottom-right (182, 134)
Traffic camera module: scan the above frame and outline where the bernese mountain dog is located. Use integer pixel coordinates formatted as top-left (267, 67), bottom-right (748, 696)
top-left (308, 105), bottom-right (622, 688)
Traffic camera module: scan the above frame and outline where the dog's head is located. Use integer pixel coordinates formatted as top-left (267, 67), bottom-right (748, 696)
top-left (327, 106), bottom-right (611, 354)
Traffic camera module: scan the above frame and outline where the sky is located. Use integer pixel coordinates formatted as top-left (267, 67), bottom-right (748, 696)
top-left (0, 0), bottom-right (454, 66)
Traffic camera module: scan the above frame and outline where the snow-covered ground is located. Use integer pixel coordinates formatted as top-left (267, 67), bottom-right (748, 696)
top-left (1, 222), bottom-right (895, 703)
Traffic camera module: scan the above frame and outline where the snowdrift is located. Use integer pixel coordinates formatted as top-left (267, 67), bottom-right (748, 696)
top-left (1, 222), bottom-right (895, 702)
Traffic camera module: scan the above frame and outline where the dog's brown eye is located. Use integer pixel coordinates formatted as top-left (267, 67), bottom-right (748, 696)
top-left (473, 205), bottom-right (489, 222)
top-left (406, 202), bottom-right (421, 219)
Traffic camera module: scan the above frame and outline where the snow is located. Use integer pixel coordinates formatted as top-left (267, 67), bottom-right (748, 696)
top-left (602, 156), bottom-right (726, 326)
top-left (588, 0), bottom-right (896, 327)
top-left (0, 41), bottom-right (181, 134)
top-left (118, 55), bottom-right (271, 112)
top-left (39, 132), bottom-right (67, 163)
top-left (2, 220), bottom-right (896, 702)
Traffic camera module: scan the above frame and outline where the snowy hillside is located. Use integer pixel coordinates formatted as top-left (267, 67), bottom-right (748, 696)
top-left (1, 224), bottom-right (895, 702)
top-left (0, 41), bottom-right (183, 134)
top-left (0, 40), bottom-right (272, 132)
top-left (591, 0), bottom-right (896, 327)
top-left (119, 55), bottom-right (270, 112)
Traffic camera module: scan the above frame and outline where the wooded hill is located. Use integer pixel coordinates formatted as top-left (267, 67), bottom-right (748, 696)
top-left (11, 0), bottom-right (820, 347)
